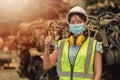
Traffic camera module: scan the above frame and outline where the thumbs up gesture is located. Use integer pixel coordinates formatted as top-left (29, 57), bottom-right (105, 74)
top-left (44, 31), bottom-right (53, 47)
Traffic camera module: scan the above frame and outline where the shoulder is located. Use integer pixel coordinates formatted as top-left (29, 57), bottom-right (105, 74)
top-left (54, 39), bottom-right (68, 49)
top-left (96, 41), bottom-right (103, 54)
top-left (88, 37), bottom-right (103, 54)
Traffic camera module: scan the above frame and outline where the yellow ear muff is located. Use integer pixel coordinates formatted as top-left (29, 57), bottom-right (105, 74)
top-left (69, 35), bottom-right (85, 46)
top-left (76, 34), bottom-right (85, 46)
top-left (69, 35), bottom-right (74, 46)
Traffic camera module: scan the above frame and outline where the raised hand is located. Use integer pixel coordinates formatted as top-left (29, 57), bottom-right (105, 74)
top-left (44, 31), bottom-right (53, 47)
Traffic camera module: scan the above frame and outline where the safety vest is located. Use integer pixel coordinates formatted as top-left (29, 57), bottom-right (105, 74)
top-left (57, 37), bottom-right (97, 80)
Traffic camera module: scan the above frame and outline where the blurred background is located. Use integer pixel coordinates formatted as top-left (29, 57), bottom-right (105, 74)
top-left (0, 0), bottom-right (120, 80)
top-left (0, 0), bottom-right (119, 37)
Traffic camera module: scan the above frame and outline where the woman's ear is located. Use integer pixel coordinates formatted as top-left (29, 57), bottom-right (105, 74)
top-left (85, 21), bottom-right (88, 25)
top-left (66, 18), bottom-right (70, 25)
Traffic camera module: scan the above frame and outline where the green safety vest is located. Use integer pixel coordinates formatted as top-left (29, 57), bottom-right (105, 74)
top-left (57, 37), bottom-right (97, 80)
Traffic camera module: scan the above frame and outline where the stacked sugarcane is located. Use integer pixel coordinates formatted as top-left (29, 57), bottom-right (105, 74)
top-left (99, 12), bottom-right (120, 65)
top-left (16, 20), bottom-right (68, 80)
top-left (87, 1), bottom-right (120, 16)
top-left (17, 20), bottom-right (47, 80)
top-left (88, 12), bottom-right (120, 65)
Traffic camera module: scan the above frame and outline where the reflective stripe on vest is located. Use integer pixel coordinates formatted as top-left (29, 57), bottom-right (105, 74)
top-left (57, 37), bottom-right (96, 80)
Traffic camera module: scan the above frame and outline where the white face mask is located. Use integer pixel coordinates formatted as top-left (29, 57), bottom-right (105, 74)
top-left (69, 23), bottom-right (85, 36)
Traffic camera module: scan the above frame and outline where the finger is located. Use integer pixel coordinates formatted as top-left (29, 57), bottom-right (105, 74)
top-left (48, 31), bottom-right (52, 37)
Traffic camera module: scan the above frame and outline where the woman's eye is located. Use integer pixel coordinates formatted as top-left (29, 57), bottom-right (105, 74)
top-left (71, 22), bottom-right (74, 24)
top-left (70, 22), bottom-right (74, 24)
top-left (78, 21), bottom-right (82, 23)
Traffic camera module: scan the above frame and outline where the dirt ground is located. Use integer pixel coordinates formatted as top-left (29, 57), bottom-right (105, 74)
top-left (0, 53), bottom-right (29, 80)
top-left (0, 69), bottom-right (29, 80)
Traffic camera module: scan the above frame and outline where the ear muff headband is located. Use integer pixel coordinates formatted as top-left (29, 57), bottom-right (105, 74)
top-left (76, 35), bottom-right (85, 46)
top-left (69, 35), bottom-right (85, 46)
top-left (69, 35), bottom-right (74, 46)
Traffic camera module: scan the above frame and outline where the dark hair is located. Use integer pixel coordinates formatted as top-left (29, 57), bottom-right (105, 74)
top-left (68, 13), bottom-right (87, 22)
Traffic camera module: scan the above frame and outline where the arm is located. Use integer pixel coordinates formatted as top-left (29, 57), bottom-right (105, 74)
top-left (43, 31), bottom-right (58, 70)
top-left (43, 47), bottom-right (58, 70)
top-left (94, 51), bottom-right (102, 80)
